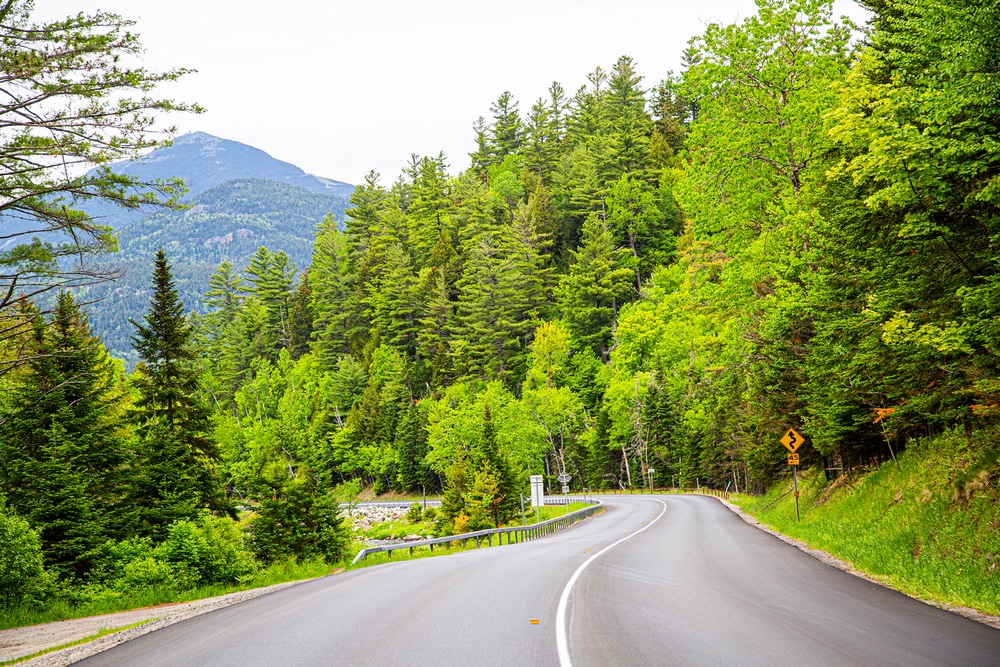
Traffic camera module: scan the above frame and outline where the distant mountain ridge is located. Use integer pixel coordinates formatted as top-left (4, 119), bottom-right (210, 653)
top-left (125, 132), bottom-right (355, 199)
top-left (74, 133), bottom-right (354, 365)
top-left (83, 132), bottom-right (355, 229)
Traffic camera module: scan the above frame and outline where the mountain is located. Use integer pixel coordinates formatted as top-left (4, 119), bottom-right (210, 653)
top-left (72, 133), bottom-right (354, 365)
top-left (82, 132), bottom-right (355, 229)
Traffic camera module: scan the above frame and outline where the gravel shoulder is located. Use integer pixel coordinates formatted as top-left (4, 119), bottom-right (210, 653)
top-left (0, 580), bottom-right (311, 666)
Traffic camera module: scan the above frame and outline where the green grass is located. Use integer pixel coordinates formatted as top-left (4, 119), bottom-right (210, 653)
top-left (733, 428), bottom-right (1000, 615)
top-left (0, 558), bottom-right (333, 632)
top-left (0, 618), bottom-right (156, 666)
top-left (2, 501), bottom-right (599, 632)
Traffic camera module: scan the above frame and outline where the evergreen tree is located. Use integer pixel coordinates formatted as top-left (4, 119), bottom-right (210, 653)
top-left (489, 91), bottom-right (525, 163)
top-left (606, 55), bottom-right (654, 178)
top-left (249, 471), bottom-right (348, 565)
top-left (467, 406), bottom-right (518, 526)
top-left (130, 249), bottom-right (232, 538)
top-left (0, 293), bottom-right (126, 578)
top-left (288, 271), bottom-right (314, 360)
top-left (394, 399), bottom-right (433, 492)
top-left (245, 246), bottom-right (297, 357)
top-left (558, 214), bottom-right (635, 362)
top-left (523, 82), bottom-right (566, 184)
top-left (310, 218), bottom-right (356, 367)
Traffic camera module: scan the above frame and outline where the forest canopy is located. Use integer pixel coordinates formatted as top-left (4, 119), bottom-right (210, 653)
top-left (4, 0), bottom-right (1000, 610)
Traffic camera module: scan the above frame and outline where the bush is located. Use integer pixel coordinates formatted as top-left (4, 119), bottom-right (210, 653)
top-left (161, 516), bottom-right (255, 586)
top-left (87, 516), bottom-right (256, 596)
top-left (118, 556), bottom-right (192, 593)
top-left (249, 475), bottom-right (349, 565)
top-left (0, 509), bottom-right (53, 607)
top-left (422, 506), bottom-right (437, 522)
top-left (406, 502), bottom-right (423, 523)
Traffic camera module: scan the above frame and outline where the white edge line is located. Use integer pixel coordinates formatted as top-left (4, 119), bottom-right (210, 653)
top-left (555, 498), bottom-right (668, 667)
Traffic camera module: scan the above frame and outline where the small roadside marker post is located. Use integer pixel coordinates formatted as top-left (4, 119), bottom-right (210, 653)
top-left (558, 472), bottom-right (572, 514)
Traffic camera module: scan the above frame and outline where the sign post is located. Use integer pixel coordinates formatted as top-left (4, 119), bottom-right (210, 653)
top-left (648, 468), bottom-right (655, 494)
top-left (557, 473), bottom-right (571, 514)
top-left (529, 474), bottom-right (544, 524)
top-left (780, 428), bottom-right (804, 521)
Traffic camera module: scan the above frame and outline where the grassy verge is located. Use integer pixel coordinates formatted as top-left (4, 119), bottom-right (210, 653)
top-left (733, 427), bottom-right (1000, 615)
top-left (0, 619), bottom-right (156, 666)
top-left (0, 559), bottom-right (332, 632)
top-left (2, 501), bottom-right (597, 631)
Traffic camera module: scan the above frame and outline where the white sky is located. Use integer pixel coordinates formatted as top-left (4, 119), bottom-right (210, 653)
top-left (36, 0), bottom-right (869, 186)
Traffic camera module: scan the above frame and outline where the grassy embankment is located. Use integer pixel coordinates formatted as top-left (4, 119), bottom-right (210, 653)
top-left (0, 559), bottom-right (332, 632)
top-left (0, 501), bottom-right (592, 630)
top-left (733, 427), bottom-right (1000, 615)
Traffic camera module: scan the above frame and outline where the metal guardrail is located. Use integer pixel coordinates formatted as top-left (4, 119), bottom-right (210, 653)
top-left (350, 499), bottom-right (603, 565)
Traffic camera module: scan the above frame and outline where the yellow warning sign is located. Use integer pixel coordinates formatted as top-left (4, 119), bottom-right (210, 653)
top-left (787, 452), bottom-right (799, 466)
top-left (780, 428), bottom-right (804, 453)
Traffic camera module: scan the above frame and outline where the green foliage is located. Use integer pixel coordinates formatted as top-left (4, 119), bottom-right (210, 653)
top-left (0, 508), bottom-right (52, 608)
top-left (558, 214), bottom-right (635, 362)
top-left (0, 0), bottom-right (196, 373)
top-left (130, 250), bottom-right (231, 536)
top-left (249, 473), bottom-right (349, 565)
top-left (0, 293), bottom-right (128, 579)
top-left (406, 502), bottom-right (423, 524)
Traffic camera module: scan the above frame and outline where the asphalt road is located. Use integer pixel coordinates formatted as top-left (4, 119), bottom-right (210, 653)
top-left (76, 495), bottom-right (1000, 666)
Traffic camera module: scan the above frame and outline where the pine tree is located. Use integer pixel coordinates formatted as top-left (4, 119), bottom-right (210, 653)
top-left (0, 293), bottom-right (127, 578)
top-left (245, 246), bottom-right (297, 357)
top-left (394, 399), bottom-right (433, 493)
top-left (288, 271), bottom-right (314, 361)
top-left (607, 55), bottom-right (654, 178)
top-left (467, 406), bottom-right (518, 526)
top-left (130, 249), bottom-right (231, 538)
top-left (558, 214), bottom-right (635, 362)
top-left (489, 91), bottom-right (525, 162)
top-left (310, 218), bottom-right (356, 368)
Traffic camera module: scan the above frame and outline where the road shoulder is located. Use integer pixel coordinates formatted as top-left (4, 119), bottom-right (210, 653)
top-left (717, 496), bottom-right (1000, 631)
top-left (2, 580), bottom-right (311, 667)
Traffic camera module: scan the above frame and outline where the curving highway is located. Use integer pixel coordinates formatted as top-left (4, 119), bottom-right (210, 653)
top-left (76, 495), bottom-right (1000, 666)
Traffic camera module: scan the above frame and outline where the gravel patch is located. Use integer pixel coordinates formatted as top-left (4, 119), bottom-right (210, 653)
top-left (1, 580), bottom-right (310, 666)
top-left (717, 497), bottom-right (1000, 631)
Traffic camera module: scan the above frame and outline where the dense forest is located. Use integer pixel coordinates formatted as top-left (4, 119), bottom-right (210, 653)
top-left (3, 0), bottom-right (1000, 610)
top-left (85, 177), bottom-right (349, 367)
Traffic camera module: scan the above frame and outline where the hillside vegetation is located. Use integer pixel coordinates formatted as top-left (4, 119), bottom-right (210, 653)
top-left (739, 427), bottom-right (1000, 615)
top-left (85, 178), bottom-right (348, 364)
top-left (3, 0), bottom-right (1000, 622)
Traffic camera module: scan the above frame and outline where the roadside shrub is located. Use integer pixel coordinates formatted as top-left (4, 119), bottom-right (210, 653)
top-left (161, 516), bottom-right (255, 586)
top-left (249, 475), bottom-right (349, 565)
top-left (422, 506), bottom-right (437, 522)
top-left (117, 556), bottom-right (193, 593)
top-left (406, 502), bottom-right (423, 523)
top-left (0, 509), bottom-right (53, 607)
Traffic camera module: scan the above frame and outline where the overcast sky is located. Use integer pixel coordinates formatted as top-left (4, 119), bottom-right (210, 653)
top-left (37, 1), bottom-right (869, 186)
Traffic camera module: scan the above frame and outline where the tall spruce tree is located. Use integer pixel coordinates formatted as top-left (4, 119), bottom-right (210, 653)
top-left (130, 249), bottom-right (231, 537)
top-left (0, 293), bottom-right (127, 578)
top-left (558, 214), bottom-right (636, 362)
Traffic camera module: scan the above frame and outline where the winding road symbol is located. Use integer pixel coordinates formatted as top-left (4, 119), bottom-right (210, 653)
top-left (780, 428), bottom-right (803, 453)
